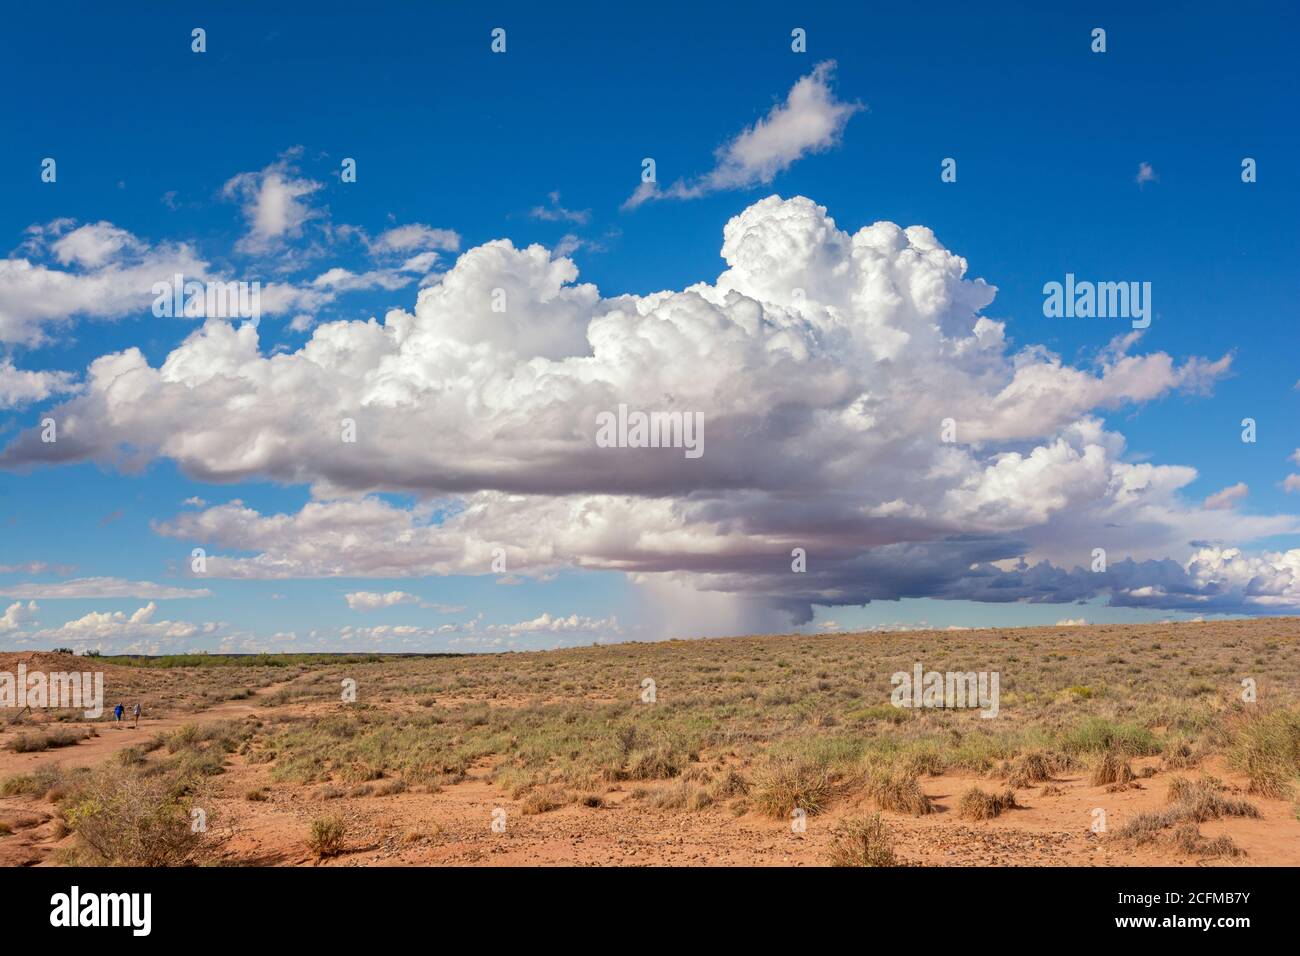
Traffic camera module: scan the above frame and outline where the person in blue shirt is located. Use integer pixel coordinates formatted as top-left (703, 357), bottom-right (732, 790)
top-left (113, 703), bottom-right (124, 725)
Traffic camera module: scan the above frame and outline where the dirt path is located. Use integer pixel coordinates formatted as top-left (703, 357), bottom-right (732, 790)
top-left (0, 680), bottom-right (300, 867)
top-left (0, 679), bottom-right (295, 777)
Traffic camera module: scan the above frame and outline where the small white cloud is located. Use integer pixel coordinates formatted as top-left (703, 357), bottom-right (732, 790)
top-left (223, 149), bottom-right (323, 253)
top-left (0, 600), bottom-right (38, 632)
top-left (344, 590), bottom-right (420, 611)
top-left (310, 267), bottom-right (412, 293)
top-left (367, 224), bottom-right (460, 256)
top-left (1135, 162), bottom-right (1158, 187)
top-left (51, 222), bottom-right (145, 268)
top-left (344, 590), bottom-right (463, 613)
top-left (0, 359), bottom-right (77, 410)
top-left (1203, 482), bottom-right (1248, 510)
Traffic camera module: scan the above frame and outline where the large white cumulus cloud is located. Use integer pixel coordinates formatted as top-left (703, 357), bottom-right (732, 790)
top-left (4, 195), bottom-right (1297, 622)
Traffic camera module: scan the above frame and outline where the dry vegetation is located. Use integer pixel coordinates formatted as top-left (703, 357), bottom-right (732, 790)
top-left (1, 618), bottom-right (1298, 866)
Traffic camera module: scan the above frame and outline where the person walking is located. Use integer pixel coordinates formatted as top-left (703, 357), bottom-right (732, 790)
top-left (113, 702), bottom-right (124, 726)
top-left (132, 702), bottom-right (141, 728)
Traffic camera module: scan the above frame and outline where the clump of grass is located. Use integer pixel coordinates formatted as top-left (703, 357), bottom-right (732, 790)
top-left (957, 786), bottom-right (1018, 821)
top-left (708, 767), bottom-right (750, 800)
top-left (404, 823), bottom-right (443, 842)
top-left (827, 813), bottom-right (898, 867)
top-left (1090, 751), bottom-right (1134, 787)
top-left (1224, 707), bottom-right (1300, 798)
top-left (1005, 750), bottom-right (1074, 788)
top-left (245, 787), bottom-right (269, 801)
top-left (1166, 823), bottom-right (1244, 858)
top-left (1161, 739), bottom-right (1200, 771)
top-left (308, 816), bottom-right (347, 858)
top-left (1117, 775), bottom-right (1259, 857)
top-left (636, 779), bottom-right (713, 811)
top-left (622, 745), bottom-right (682, 781)
top-left (0, 765), bottom-right (68, 799)
top-left (8, 727), bottom-right (88, 753)
top-left (1116, 810), bottom-right (1168, 846)
top-left (1165, 775), bottom-right (1260, 821)
top-left (898, 748), bottom-right (944, 778)
top-left (752, 758), bottom-right (833, 818)
top-left (1060, 717), bottom-right (1158, 757)
top-left (867, 769), bottom-right (934, 816)
top-left (521, 786), bottom-right (570, 815)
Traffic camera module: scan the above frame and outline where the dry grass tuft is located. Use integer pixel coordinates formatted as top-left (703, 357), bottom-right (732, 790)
top-left (826, 813), bottom-right (898, 867)
top-left (521, 785), bottom-right (570, 815)
top-left (957, 786), bottom-right (1018, 821)
top-left (868, 769), bottom-right (934, 816)
top-left (753, 758), bottom-right (833, 818)
top-left (1090, 751), bottom-right (1134, 787)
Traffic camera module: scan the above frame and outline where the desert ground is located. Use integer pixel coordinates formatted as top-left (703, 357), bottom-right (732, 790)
top-left (2, 618), bottom-right (1298, 867)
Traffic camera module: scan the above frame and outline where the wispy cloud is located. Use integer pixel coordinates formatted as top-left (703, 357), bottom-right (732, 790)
top-left (530, 191), bottom-right (591, 225)
top-left (0, 578), bottom-right (212, 600)
top-left (625, 61), bottom-right (862, 209)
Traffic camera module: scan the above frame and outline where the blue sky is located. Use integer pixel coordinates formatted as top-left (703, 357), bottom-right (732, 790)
top-left (0, 2), bottom-right (1297, 653)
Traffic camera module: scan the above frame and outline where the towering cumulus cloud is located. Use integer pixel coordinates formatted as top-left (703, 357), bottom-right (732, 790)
top-left (3, 196), bottom-right (1296, 623)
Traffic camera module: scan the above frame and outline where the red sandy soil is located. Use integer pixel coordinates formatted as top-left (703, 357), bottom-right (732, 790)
top-left (2, 678), bottom-right (1296, 867)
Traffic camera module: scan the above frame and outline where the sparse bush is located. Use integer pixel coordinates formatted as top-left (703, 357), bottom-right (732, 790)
top-left (827, 813), bottom-right (898, 867)
top-left (308, 816), bottom-right (347, 858)
top-left (63, 763), bottom-right (203, 866)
